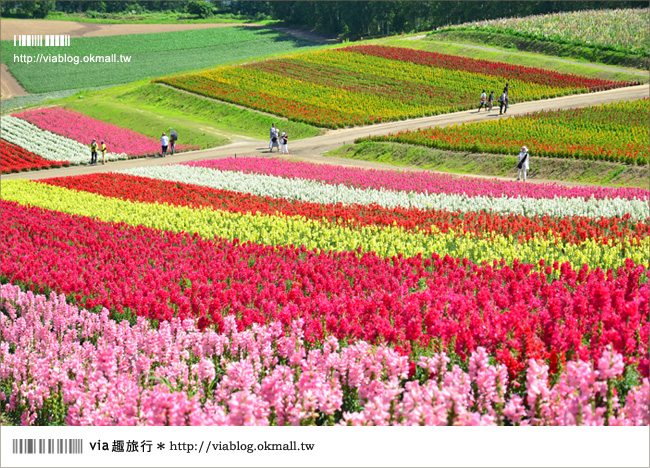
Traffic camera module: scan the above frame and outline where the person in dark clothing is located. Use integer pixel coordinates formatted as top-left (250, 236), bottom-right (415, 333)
top-left (170, 130), bottom-right (178, 155)
top-left (498, 92), bottom-right (507, 115)
top-left (90, 139), bottom-right (98, 165)
top-left (488, 91), bottom-right (495, 111)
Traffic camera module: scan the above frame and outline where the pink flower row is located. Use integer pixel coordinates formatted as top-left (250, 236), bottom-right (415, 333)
top-left (12, 107), bottom-right (197, 157)
top-left (1, 284), bottom-right (647, 426)
top-left (183, 157), bottom-right (650, 202)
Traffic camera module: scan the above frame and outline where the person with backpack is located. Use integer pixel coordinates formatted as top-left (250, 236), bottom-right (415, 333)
top-left (160, 132), bottom-right (169, 157)
top-left (271, 128), bottom-right (280, 152)
top-left (517, 146), bottom-right (530, 181)
top-left (100, 140), bottom-right (107, 165)
top-left (89, 138), bottom-right (98, 165)
top-left (488, 91), bottom-right (495, 111)
top-left (169, 130), bottom-right (178, 155)
top-left (281, 132), bottom-right (289, 154)
top-left (478, 90), bottom-right (487, 112)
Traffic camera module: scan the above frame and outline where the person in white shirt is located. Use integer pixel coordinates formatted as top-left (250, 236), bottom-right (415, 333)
top-left (161, 132), bottom-right (169, 157)
top-left (281, 132), bottom-right (289, 154)
top-left (517, 146), bottom-right (530, 181)
top-left (269, 124), bottom-right (277, 151)
top-left (478, 90), bottom-right (487, 112)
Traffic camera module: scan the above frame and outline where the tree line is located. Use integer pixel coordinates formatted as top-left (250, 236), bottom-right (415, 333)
top-left (2, 1), bottom-right (646, 38)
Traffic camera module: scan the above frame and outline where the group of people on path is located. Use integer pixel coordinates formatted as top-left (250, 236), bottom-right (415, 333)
top-left (269, 123), bottom-right (289, 154)
top-left (89, 129), bottom-right (179, 165)
top-left (477, 83), bottom-right (529, 180)
top-left (478, 83), bottom-right (510, 114)
top-left (89, 139), bottom-right (107, 165)
top-left (90, 108), bottom-right (527, 180)
top-left (160, 130), bottom-right (178, 157)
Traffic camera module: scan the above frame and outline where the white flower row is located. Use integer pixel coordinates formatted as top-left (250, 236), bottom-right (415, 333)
top-left (1, 116), bottom-right (128, 164)
top-left (120, 165), bottom-right (650, 221)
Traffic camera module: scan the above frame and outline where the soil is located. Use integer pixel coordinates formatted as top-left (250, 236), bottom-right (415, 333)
top-left (4, 83), bottom-right (648, 189)
top-left (0, 19), bottom-right (263, 40)
top-left (0, 63), bottom-right (28, 99)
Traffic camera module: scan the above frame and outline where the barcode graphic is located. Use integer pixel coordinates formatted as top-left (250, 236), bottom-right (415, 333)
top-left (13, 35), bottom-right (71, 47)
top-left (12, 439), bottom-right (83, 454)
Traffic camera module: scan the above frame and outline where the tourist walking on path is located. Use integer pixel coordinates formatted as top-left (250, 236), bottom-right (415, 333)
top-left (170, 130), bottom-right (178, 155)
top-left (90, 138), bottom-right (98, 165)
top-left (270, 128), bottom-right (280, 152)
top-left (478, 90), bottom-right (487, 112)
top-left (269, 123), bottom-right (278, 151)
top-left (517, 146), bottom-right (530, 181)
top-left (498, 92), bottom-right (507, 114)
top-left (160, 132), bottom-right (169, 157)
top-left (100, 140), bottom-right (107, 165)
top-left (503, 83), bottom-right (510, 112)
top-left (281, 132), bottom-right (289, 154)
top-left (488, 91), bottom-right (494, 111)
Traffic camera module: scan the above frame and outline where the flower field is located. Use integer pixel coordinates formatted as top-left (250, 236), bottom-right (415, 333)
top-left (444, 8), bottom-right (650, 57)
top-left (13, 107), bottom-right (198, 158)
top-left (362, 99), bottom-right (650, 165)
top-left (1, 115), bottom-right (128, 165)
top-left (1, 158), bottom-right (648, 426)
top-left (159, 46), bottom-right (636, 128)
top-left (0, 139), bottom-right (69, 174)
top-left (2, 285), bottom-right (648, 426)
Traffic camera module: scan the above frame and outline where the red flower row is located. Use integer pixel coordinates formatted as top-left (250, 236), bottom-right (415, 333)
top-left (341, 45), bottom-right (638, 91)
top-left (42, 173), bottom-right (649, 245)
top-left (1, 139), bottom-right (69, 174)
top-left (2, 201), bottom-right (648, 379)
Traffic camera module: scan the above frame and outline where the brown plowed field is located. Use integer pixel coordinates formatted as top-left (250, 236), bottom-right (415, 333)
top-left (0, 19), bottom-right (262, 40)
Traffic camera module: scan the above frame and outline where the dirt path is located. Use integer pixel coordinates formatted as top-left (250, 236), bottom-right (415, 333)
top-left (0, 63), bottom-right (28, 99)
top-left (5, 84), bottom-right (647, 187)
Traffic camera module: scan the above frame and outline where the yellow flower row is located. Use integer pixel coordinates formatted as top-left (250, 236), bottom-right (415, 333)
top-left (3, 180), bottom-right (647, 270)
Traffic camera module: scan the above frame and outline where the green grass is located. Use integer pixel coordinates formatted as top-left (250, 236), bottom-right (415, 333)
top-left (1, 26), bottom-right (317, 93)
top-left (57, 81), bottom-right (322, 148)
top-left (428, 29), bottom-right (649, 71)
top-left (374, 37), bottom-right (648, 84)
top-left (327, 141), bottom-right (650, 188)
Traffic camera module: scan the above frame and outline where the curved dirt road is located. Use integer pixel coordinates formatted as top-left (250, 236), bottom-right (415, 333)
top-left (4, 83), bottom-right (647, 185)
top-left (0, 63), bottom-right (28, 99)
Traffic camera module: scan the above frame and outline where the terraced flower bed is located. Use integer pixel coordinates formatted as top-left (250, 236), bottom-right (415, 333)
top-left (159, 45), bottom-right (638, 128)
top-left (361, 99), bottom-right (650, 165)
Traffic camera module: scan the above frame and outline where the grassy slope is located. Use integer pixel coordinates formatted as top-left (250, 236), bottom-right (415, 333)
top-left (327, 141), bottom-right (649, 188)
top-left (1, 26), bottom-right (315, 93)
top-left (58, 82), bottom-right (322, 148)
top-left (374, 37), bottom-right (648, 84)
top-left (428, 29), bottom-right (649, 70)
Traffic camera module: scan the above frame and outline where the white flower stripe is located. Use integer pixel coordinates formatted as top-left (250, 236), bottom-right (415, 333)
top-left (120, 165), bottom-right (650, 221)
top-left (1, 116), bottom-right (128, 164)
